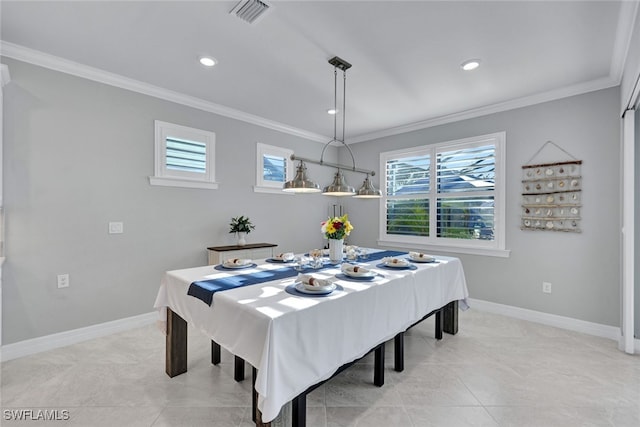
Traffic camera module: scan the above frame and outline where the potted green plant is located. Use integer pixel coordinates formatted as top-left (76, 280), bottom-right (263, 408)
top-left (229, 215), bottom-right (255, 246)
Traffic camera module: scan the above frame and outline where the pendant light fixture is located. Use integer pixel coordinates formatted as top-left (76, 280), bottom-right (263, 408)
top-left (283, 56), bottom-right (382, 198)
top-left (282, 160), bottom-right (321, 193)
top-left (354, 174), bottom-right (383, 198)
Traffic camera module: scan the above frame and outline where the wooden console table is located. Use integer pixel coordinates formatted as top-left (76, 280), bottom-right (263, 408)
top-left (207, 242), bottom-right (277, 265)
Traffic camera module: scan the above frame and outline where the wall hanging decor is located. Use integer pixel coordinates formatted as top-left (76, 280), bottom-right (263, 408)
top-left (521, 141), bottom-right (582, 233)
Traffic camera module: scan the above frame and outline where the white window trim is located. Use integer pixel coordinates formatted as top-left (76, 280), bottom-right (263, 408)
top-left (379, 132), bottom-right (508, 258)
top-left (149, 120), bottom-right (218, 189)
top-left (254, 142), bottom-right (294, 195)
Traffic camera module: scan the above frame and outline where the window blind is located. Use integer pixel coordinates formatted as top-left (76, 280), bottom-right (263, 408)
top-left (166, 137), bottom-right (207, 173)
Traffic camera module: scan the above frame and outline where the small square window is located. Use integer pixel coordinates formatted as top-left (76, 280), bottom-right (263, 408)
top-left (149, 121), bottom-right (218, 189)
top-left (254, 143), bottom-right (294, 194)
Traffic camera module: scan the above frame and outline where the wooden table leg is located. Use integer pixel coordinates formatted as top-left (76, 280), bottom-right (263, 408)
top-left (435, 309), bottom-right (443, 340)
top-left (166, 308), bottom-right (187, 378)
top-left (394, 332), bottom-right (404, 372)
top-left (374, 343), bottom-right (385, 387)
top-left (292, 393), bottom-right (307, 427)
top-left (252, 367), bottom-right (271, 427)
top-left (234, 356), bottom-right (245, 381)
top-left (211, 340), bottom-right (221, 365)
top-left (443, 300), bottom-right (459, 335)
top-left (252, 367), bottom-right (257, 423)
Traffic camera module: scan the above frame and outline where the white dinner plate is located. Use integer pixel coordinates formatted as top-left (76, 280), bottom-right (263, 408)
top-left (408, 256), bottom-right (436, 263)
top-left (384, 261), bottom-right (410, 268)
top-left (267, 257), bottom-right (294, 263)
top-left (222, 262), bottom-right (253, 269)
top-left (295, 282), bottom-right (336, 295)
top-left (344, 269), bottom-right (375, 278)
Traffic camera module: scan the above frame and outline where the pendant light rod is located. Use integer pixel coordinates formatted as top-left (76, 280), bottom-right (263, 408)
top-left (289, 154), bottom-right (375, 176)
top-left (283, 55), bottom-right (381, 198)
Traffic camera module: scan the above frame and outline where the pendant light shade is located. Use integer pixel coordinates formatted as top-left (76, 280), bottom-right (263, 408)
top-left (353, 175), bottom-right (382, 198)
top-left (283, 160), bottom-right (321, 193)
top-left (322, 170), bottom-right (355, 196)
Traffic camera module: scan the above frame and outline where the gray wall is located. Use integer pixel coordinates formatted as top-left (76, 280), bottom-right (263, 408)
top-left (1, 57), bottom-right (624, 344)
top-left (342, 87), bottom-right (621, 327)
top-left (2, 58), bottom-right (342, 344)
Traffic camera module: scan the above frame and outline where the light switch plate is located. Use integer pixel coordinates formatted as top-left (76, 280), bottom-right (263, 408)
top-left (109, 222), bottom-right (124, 234)
top-left (57, 274), bottom-right (69, 288)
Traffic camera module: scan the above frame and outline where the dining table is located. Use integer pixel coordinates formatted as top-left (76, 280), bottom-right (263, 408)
top-left (153, 249), bottom-right (469, 426)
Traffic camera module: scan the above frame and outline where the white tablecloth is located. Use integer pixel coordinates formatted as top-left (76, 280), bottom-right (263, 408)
top-left (154, 253), bottom-right (468, 422)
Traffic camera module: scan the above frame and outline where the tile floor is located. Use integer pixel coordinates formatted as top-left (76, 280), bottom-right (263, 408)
top-left (1, 309), bottom-right (639, 426)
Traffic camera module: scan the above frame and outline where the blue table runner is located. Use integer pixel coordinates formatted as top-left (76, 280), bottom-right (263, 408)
top-left (188, 250), bottom-right (406, 305)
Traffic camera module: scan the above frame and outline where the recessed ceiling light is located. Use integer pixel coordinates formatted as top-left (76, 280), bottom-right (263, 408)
top-left (199, 56), bottom-right (217, 67)
top-left (461, 59), bottom-right (480, 71)
top-left (327, 108), bottom-right (338, 115)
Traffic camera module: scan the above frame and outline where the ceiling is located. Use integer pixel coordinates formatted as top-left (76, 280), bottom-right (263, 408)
top-left (0, 1), bottom-right (635, 143)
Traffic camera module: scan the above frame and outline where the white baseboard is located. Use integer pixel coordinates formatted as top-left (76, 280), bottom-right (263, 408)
top-left (0, 311), bottom-right (157, 362)
top-left (467, 298), bottom-right (622, 341)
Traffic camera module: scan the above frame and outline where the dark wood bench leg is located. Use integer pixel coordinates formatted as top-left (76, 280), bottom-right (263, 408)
top-left (234, 356), bottom-right (245, 381)
top-left (443, 300), bottom-right (459, 335)
top-left (374, 343), bottom-right (385, 387)
top-left (435, 309), bottom-right (443, 340)
top-left (211, 340), bottom-right (221, 365)
top-left (212, 340), bottom-right (245, 381)
top-left (166, 308), bottom-right (187, 378)
top-left (292, 393), bottom-right (307, 427)
top-left (394, 332), bottom-right (404, 372)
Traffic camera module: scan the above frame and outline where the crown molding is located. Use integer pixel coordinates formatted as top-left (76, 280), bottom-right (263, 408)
top-left (0, 38), bottom-right (626, 147)
top-left (0, 41), bottom-right (329, 143)
top-left (349, 75), bottom-right (619, 144)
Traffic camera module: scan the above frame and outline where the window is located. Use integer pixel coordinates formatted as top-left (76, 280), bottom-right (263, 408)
top-left (149, 120), bottom-right (218, 189)
top-left (254, 143), bottom-right (294, 194)
top-left (380, 132), bottom-right (507, 257)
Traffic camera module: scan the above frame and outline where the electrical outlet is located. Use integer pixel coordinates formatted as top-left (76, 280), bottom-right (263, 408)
top-left (57, 274), bottom-right (70, 289)
top-left (542, 281), bottom-right (552, 294)
top-left (109, 222), bottom-right (123, 234)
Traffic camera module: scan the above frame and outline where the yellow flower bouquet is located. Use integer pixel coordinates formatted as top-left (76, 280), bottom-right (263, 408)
top-left (321, 214), bottom-right (353, 240)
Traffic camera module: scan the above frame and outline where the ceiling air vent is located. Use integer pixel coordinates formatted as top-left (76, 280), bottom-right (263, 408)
top-left (230, 0), bottom-right (271, 25)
